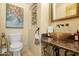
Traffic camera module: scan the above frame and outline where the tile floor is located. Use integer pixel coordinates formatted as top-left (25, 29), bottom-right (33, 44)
top-left (21, 48), bottom-right (33, 56)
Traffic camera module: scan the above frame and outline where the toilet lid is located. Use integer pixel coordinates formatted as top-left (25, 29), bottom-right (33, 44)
top-left (10, 42), bottom-right (23, 49)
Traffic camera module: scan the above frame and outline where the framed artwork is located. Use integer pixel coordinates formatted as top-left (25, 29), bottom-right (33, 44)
top-left (6, 4), bottom-right (24, 28)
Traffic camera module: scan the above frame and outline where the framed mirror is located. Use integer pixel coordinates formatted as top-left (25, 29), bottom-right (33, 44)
top-left (50, 3), bottom-right (79, 22)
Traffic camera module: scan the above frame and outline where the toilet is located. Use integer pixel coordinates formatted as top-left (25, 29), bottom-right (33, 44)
top-left (8, 32), bottom-right (23, 56)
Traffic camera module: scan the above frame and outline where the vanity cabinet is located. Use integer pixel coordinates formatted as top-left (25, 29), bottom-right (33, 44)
top-left (41, 37), bottom-right (79, 56)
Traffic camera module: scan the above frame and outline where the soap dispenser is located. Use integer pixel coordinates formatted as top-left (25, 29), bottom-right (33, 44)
top-left (77, 30), bottom-right (79, 33)
top-left (47, 26), bottom-right (54, 37)
top-left (74, 30), bottom-right (79, 41)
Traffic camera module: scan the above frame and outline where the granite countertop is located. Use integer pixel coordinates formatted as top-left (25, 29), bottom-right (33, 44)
top-left (41, 37), bottom-right (79, 54)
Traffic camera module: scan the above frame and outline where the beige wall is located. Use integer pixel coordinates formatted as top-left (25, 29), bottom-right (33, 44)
top-left (0, 3), bottom-right (30, 48)
top-left (28, 3), bottom-right (41, 56)
top-left (40, 3), bottom-right (49, 33)
top-left (28, 3), bottom-right (49, 55)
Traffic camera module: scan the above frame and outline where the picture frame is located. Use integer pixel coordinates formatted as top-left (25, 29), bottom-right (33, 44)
top-left (6, 4), bottom-right (24, 28)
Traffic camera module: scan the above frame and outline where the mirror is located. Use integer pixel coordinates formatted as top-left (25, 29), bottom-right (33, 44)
top-left (50, 3), bottom-right (79, 22)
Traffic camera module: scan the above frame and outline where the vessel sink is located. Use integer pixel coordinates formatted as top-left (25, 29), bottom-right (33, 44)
top-left (49, 32), bottom-right (72, 40)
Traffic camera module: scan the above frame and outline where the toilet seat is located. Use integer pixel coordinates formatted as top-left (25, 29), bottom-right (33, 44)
top-left (10, 42), bottom-right (23, 52)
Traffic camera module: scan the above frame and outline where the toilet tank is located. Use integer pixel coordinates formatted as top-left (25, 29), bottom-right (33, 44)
top-left (8, 33), bottom-right (22, 43)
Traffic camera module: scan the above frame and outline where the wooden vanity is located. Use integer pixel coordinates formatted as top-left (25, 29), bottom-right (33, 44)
top-left (41, 37), bottom-right (79, 56)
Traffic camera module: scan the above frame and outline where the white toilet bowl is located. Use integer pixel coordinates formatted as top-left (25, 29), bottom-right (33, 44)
top-left (10, 42), bottom-right (23, 56)
top-left (8, 32), bottom-right (23, 56)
